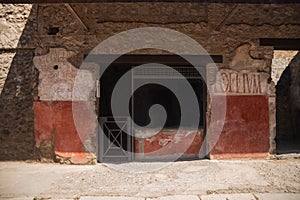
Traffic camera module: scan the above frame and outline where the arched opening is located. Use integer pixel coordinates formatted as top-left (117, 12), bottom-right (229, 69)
top-left (273, 51), bottom-right (300, 154)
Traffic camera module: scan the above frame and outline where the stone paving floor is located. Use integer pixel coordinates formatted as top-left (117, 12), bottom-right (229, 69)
top-left (0, 158), bottom-right (299, 200)
top-left (80, 193), bottom-right (300, 200)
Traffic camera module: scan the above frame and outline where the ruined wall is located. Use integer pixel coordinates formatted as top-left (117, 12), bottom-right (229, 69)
top-left (33, 48), bottom-right (97, 164)
top-left (272, 51), bottom-right (298, 85)
top-left (0, 4), bottom-right (38, 160)
top-left (1, 3), bottom-right (300, 161)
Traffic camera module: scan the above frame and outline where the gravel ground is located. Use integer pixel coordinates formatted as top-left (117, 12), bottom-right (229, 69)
top-left (0, 159), bottom-right (299, 199)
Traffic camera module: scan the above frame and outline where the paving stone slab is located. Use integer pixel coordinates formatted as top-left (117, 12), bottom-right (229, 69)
top-left (200, 193), bottom-right (256, 200)
top-left (80, 197), bottom-right (145, 200)
top-left (0, 198), bottom-right (34, 200)
top-left (254, 193), bottom-right (300, 200)
top-left (147, 195), bottom-right (200, 200)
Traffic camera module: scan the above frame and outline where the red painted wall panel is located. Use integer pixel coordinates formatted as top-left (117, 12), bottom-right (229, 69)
top-left (34, 101), bottom-right (95, 153)
top-left (210, 95), bottom-right (270, 158)
top-left (34, 102), bottom-right (54, 147)
top-left (34, 95), bottom-right (270, 161)
top-left (135, 130), bottom-right (204, 158)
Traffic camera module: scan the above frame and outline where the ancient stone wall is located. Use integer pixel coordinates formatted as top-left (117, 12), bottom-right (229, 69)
top-left (0, 4), bottom-right (38, 160)
top-left (272, 51), bottom-right (298, 85)
top-left (1, 3), bottom-right (300, 161)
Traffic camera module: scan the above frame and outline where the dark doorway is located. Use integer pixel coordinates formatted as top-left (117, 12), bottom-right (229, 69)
top-left (131, 68), bottom-right (205, 131)
top-left (99, 64), bottom-right (133, 162)
top-left (275, 52), bottom-right (300, 154)
top-left (97, 54), bottom-right (208, 162)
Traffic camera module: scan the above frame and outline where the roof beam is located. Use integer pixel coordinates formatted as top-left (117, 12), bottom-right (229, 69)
top-left (260, 38), bottom-right (300, 50)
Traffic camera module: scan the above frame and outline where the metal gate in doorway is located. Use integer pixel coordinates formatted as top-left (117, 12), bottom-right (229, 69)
top-left (98, 117), bottom-right (133, 162)
top-left (97, 55), bottom-right (208, 162)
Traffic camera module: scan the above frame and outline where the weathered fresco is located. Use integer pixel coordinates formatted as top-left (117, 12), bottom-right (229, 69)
top-left (1, 3), bottom-right (300, 163)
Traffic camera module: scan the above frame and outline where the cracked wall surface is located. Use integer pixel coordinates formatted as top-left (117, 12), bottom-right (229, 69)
top-left (1, 3), bottom-right (300, 161)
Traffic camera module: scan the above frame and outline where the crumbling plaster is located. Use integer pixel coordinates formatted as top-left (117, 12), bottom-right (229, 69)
top-left (1, 2), bottom-right (300, 160)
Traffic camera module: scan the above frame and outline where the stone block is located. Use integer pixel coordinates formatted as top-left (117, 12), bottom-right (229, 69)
top-left (201, 193), bottom-right (255, 200)
top-left (254, 193), bottom-right (300, 200)
top-left (80, 197), bottom-right (144, 200)
top-left (147, 195), bottom-right (199, 200)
